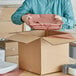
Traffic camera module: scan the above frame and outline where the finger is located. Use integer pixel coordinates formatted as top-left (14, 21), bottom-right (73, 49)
top-left (55, 15), bottom-right (60, 18)
top-left (27, 15), bottom-right (32, 19)
top-left (26, 14), bottom-right (32, 19)
top-left (55, 15), bottom-right (62, 20)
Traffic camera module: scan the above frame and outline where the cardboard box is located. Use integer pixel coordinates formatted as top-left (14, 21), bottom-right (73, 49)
top-left (6, 55), bottom-right (18, 64)
top-left (0, 8), bottom-right (17, 21)
top-left (0, 30), bottom-right (76, 74)
top-left (0, 41), bottom-right (18, 56)
top-left (0, 7), bottom-right (22, 33)
top-left (5, 41), bottom-right (18, 56)
top-left (0, 22), bottom-right (22, 33)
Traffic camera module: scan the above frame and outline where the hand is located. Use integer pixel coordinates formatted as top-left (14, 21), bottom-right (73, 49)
top-left (55, 15), bottom-right (62, 21)
top-left (22, 15), bottom-right (32, 24)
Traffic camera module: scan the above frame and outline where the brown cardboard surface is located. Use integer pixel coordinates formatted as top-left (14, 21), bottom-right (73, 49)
top-left (7, 34), bottom-right (40, 43)
top-left (0, 32), bottom-right (14, 39)
top-left (0, 22), bottom-right (22, 33)
top-left (0, 30), bottom-right (76, 74)
top-left (6, 55), bottom-right (18, 64)
top-left (12, 30), bottom-right (45, 37)
top-left (5, 41), bottom-right (18, 56)
top-left (41, 39), bottom-right (69, 74)
top-left (5, 30), bottom-right (76, 45)
top-left (0, 41), bottom-right (18, 56)
top-left (0, 8), bottom-right (17, 21)
top-left (18, 30), bottom-right (67, 37)
top-left (19, 39), bottom-right (41, 74)
top-left (19, 38), bottom-right (69, 74)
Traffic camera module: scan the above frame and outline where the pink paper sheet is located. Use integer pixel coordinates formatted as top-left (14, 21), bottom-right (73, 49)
top-left (26, 14), bottom-right (63, 30)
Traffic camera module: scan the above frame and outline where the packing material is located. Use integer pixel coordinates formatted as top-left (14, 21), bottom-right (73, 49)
top-left (0, 30), bottom-right (76, 74)
top-left (24, 14), bottom-right (63, 30)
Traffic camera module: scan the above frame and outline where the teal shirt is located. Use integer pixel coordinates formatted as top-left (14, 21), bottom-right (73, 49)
top-left (11, 0), bottom-right (75, 30)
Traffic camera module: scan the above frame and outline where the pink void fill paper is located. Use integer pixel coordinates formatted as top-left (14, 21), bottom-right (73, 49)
top-left (26, 14), bottom-right (63, 30)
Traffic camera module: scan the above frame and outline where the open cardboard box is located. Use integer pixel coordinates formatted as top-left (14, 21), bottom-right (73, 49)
top-left (0, 30), bottom-right (76, 75)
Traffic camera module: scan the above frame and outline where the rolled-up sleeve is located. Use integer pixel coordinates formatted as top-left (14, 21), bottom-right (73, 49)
top-left (11, 0), bottom-right (31, 25)
top-left (62, 0), bottom-right (75, 29)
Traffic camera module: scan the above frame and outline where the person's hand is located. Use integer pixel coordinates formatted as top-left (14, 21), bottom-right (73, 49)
top-left (54, 15), bottom-right (63, 29)
top-left (22, 15), bottom-right (32, 24)
top-left (55, 15), bottom-right (62, 21)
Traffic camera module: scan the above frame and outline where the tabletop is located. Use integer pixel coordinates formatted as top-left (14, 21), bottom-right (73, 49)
top-left (0, 69), bottom-right (71, 76)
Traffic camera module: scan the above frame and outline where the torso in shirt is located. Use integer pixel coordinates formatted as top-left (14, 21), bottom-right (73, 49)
top-left (30, 0), bottom-right (64, 17)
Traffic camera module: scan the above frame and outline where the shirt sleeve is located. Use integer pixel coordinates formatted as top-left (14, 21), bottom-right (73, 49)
top-left (62, 0), bottom-right (75, 29)
top-left (11, 0), bottom-right (31, 25)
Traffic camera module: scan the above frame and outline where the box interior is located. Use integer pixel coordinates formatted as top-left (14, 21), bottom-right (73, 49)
top-left (0, 30), bottom-right (76, 45)
top-left (17, 30), bottom-right (68, 37)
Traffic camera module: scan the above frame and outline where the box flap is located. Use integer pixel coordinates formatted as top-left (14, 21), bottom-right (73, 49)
top-left (43, 37), bottom-right (76, 45)
top-left (10, 30), bottom-right (45, 37)
top-left (0, 32), bottom-right (14, 39)
top-left (7, 34), bottom-right (40, 43)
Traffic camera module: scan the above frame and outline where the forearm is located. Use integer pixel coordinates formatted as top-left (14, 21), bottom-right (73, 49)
top-left (11, 0), bottom-right (31, 25)
top-left (11, 12), bottom-right (25, 25)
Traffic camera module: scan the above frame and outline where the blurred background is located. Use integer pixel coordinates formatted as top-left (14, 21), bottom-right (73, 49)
top-left (0, 0), bottom-right (76, 31)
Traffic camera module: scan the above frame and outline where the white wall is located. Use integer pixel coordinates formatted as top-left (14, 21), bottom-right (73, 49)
top-left (0, 0), bottom-right (24, 6)
top-left (71, 0), bottom-right (76, 18)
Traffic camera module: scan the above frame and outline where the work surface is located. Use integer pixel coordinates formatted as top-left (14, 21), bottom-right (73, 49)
top-left (0, 69), bottom-right (71, 76)
top-left (20, 72), bottom-right (71, 76)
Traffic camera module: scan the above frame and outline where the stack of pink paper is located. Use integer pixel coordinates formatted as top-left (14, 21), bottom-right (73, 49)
top-left (26, 14), bottom-right (63, 30)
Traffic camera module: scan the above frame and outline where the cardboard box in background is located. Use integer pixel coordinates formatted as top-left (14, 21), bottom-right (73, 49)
top-left (0, 40), bottom-right (18, 65)
top-left (0, 8), bottom-right (17, 21)
top-left (6, 55), bottom-right (18, 64)
top-left (0, 41), bottom-right (18, 56)
top-left (0, 22), bottom-right (22, 33)
top-left (0, 7), bottom-right (22, 33)
top-left (1, 30), bottom-right (76, 75)
top-left (5, 41), bottom-right (18, 56)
